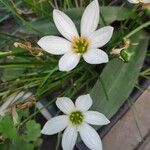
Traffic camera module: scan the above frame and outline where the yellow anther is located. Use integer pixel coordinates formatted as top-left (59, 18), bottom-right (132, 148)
top-left (69, 111), bottom-right (84, 125)
top-left (72, 36), bottom-right (89, 54)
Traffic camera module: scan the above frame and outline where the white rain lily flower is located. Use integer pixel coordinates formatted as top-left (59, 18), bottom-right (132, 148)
top-left (128, 0), bottom-right (150, 4)
top-left (38, 0), bottom-right (114, 72)
top-left (41, 94), bottom-right (110, 150)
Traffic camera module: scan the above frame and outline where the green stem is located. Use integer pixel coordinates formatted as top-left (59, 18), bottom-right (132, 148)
top-left (0, 51), bottom-right (26, 58)
top-left (54, 0), bottom-right (58, 9)
top-left (0, 32), bottom-right (25, 41)
top-left (0, 62), bottom-right (45, 68)
top-left (55, 133), bottom-right (61, 150)
top-left (18, 88), bottom-right (68, 127)
top-left (75, 0), bottom-right (79, 7)
top-left (38, 66), bottom-right (58, 88)
top-left (0, 0), bottom-right (42, 34)
top-left (124, 21), bottom-right (150, 39)
top-left (100, 12), bottom-right (107, 26)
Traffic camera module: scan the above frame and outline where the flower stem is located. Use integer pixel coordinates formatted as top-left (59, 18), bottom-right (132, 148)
top-left (55, 133), bottom-right (61, 150)
top-left (0, 51), bottom-right (26, 58)
top-left (124, 21), bottom-right (150, 39)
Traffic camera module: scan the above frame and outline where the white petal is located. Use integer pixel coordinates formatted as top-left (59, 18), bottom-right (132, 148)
top-left (62, 126), bottom-right (78, 150)
top-left (83, 49), bottom-right (108, 64)
top-left (56, 97), bottom-right (75, 114)
top-left (37, 36), bottom-right (71, 55)
top-left (75, 94), bottom-right (92, 112)
top-left (53, 9), bottom-right (79, 41)
top-left (128, 0), bottom-right (139, 3)
top-left (88, 26), bottom-right (114, 49)
top-left (81, 0), bottom-right (100, 37)
top-left (41, 115), bottom-right (69, 135)
top-left (85, 111), bottom-right (110, 125)
top-left (142, 0), bottom-right (150, 3)
top-left (59, 52), bottom-right (80, 72)
top-left (79, 123), bottom-right (102, 150)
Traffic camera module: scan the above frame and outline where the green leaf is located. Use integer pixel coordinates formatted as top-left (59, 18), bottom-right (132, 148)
top-left (23, 0), bottom-right (53, 17)
top-left (100, 6), bottom-right (135, 24)
top-left (0, 62), bottom-right (44, 68)
top-left (0, 143), bottom-right (8, 150)
top-left (23, 120), bottom-right (41, 142)
top-left (2, 68), bottom-right (24, 81)
top-left (66, 6), bottom-right (135, 25)
top-left (20, 18), bottom-right (59, 35)
top-left (10, 140), bottom-right (34, 150)
top-left (0, 116), bottom-right (18, 140)
top-left (90, 32), bottom-right (149, 129)
top-left (20, 6), bottom-right (135, 35)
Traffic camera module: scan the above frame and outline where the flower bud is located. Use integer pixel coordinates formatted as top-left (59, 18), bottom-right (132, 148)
top-left (120, 49), bottom-right (134, 62)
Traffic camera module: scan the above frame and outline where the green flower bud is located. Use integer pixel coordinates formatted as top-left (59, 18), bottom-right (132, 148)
top-left (120, 49), bottom-right (134, 62)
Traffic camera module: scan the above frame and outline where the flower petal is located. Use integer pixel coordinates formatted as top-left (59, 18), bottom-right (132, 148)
top-left (79, 123), bottom-right (102, 150)
top-left (85, 111), bottom-right (110, 125)
top-left (88, 26), bottom-right (114, 49)
top-left (75, 94), bottom-right (92, 112)
top-left (81, 0), bottom-right (100, 37)
top-left (56, 97), bottom-right (75, 114)
top-left (53, 9), bottom-right (79, 41)
top-left (83, 49), bottom-right (108, 64)
top-left (142, 0), bottom-right (150, 3)
top-left (37, 36), bottom-right (71, 55)
top-left (59, 52), bottom-right (80, 71)
top-left (62, 125), bottom-right (78, 150)
top-left (41, 115), bottom-right (69, 135)
top-left (128, 0), bottom-right (139, 3)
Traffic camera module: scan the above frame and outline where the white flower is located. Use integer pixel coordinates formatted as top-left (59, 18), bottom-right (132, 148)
top-left (128, 0), bottom-right (150, 4)
top-left (38, 0), bottom-right (114, 72)
top-left (41, 94), bottom-right (110, 150)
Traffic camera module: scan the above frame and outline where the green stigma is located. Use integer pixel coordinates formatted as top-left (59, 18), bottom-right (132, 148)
top-left (69, 111), bottom-right (84, 125)
top-left (72, 37), bottom-right (89, 54)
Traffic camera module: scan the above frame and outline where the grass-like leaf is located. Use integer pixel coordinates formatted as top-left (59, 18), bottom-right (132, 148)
top-left (90, 32), bottom-right (149, 125)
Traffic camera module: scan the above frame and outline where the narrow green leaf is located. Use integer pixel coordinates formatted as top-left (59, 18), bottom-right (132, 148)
top-left (100, 6), bottom-right (135, 24)
top-left (90, 32), bottom-right (149, 127)
top-left (2, 68), bottom-right (24, 81)
top-left (20, 6), bottom-right (135, 35)
top-left (0, 62), bottom-right (44, 68)
top-left (65, 6), bottom-right (135, 23)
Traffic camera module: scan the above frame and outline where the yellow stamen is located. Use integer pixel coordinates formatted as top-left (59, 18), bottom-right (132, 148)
top-left (69, 111), bottom-right (84, 125)
top-left (72, 36), bottom-right (89, 54)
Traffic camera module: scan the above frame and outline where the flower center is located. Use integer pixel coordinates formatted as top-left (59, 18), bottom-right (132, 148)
top-left (69, 111), bottom-right (84, 125)
top-left (72, 36), bottom-right (89, 54)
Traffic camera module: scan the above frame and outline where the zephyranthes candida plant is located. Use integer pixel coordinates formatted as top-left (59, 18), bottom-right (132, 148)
top-left (41, 95), bottom-right (110, 150)
top-left (39, 1), bottom-right (112, 149)
top-left (38, 0), bottom-right (113, 71)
